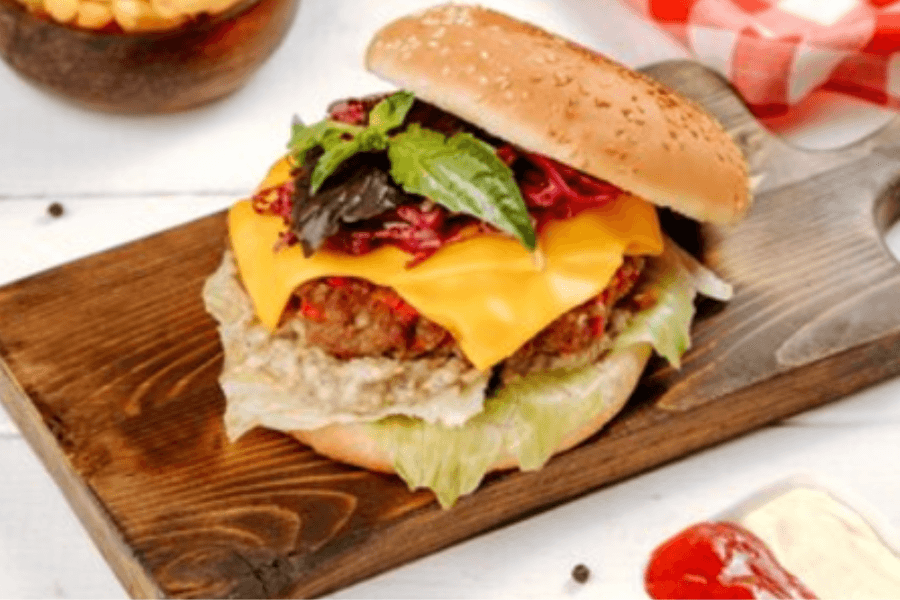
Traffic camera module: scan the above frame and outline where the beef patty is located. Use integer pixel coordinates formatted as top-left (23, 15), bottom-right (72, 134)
top-left (287, 255), bottom-right (644, 367)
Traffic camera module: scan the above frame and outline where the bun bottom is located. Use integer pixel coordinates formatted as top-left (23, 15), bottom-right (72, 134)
top-left (291, 343), bottom-right (651, 476)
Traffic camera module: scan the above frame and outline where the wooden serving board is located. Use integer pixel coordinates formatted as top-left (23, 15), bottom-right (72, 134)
top-left (2, 61), bottom-right (900, 599)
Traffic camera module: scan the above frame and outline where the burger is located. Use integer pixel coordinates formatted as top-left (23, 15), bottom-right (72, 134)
top-left (202, 3), bottom-right (750, 507)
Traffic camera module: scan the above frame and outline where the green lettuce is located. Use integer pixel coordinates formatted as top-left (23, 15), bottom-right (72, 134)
top-left (613, 238), bottom-right (732, 368)
top-left (365, 238), bottom-right (731, 507)
top-left (366, 346), bottom-right (651, 508)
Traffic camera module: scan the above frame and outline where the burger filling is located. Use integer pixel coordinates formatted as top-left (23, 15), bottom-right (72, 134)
top-left (204, 250), bottom-right (650, 436)
top-left (251, 95), bottom-right (648, 376)
top-left (209, 92), bottom-right (680, 438)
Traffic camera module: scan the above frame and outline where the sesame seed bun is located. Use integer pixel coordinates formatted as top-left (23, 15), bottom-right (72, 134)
top-left (366, 3), bottom-right (750, 225)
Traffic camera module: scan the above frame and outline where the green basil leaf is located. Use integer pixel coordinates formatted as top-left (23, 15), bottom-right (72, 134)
top-left (309, 129), bottom-right (391, 194)
top-left (388, 124), bottom-right (537, 250)
top-left (288, 118), bottom-right (328, 164)
top-left (295, 91), bottom-right (414, 193)
top-left (310, 140), bottom-right (361, 193)
top-left (288, 118), bottom-right (360, 164)
top-left (369, 90), bottom-right (416, 133)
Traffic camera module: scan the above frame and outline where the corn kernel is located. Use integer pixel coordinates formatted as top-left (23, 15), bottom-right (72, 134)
top-left (15, 0), bottom-right (234, 30)
top-left (43, 0), bottom-right (78, 22)
top-left (113, 0), bottom-right (182, 31)
top-left (75, 0), bottom-right (113, 28)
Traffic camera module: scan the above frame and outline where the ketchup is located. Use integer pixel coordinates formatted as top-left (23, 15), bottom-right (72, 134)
top-left (644, 521), bottom-right (818, 599)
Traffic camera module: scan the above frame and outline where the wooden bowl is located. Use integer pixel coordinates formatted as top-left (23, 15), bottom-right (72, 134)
top-left (0, 0), bottom-right (298, 113)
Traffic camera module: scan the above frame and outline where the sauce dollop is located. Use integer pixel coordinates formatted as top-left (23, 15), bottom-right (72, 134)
top-left (644, 521), bottom-right (818, 599)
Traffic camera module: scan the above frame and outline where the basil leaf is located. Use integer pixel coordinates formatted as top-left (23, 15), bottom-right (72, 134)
top-left (309, 140), bottom-right (359, 193)
top-left (288, 118), bottom-right (360, 164)
top-left (293, 158), bottom-right (405, 256)
top-left (289, 94), bottom-right (537, 253)
top-left (388, 124), bottom-right (536, 250)
top-left (369, 90), bottom-right (416, 133)
top-left (297, 91), bottom-right (416, 193)
top-left (310, 128), bottom-right (395, 193)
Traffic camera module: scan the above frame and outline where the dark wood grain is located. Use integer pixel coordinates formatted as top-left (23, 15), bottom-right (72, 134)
top-left (0, 0), bottom-right (298, 113)
top-left (1, 61), bottom-right (900, 598)
top-left (641, 62), bottom-right (900, 410)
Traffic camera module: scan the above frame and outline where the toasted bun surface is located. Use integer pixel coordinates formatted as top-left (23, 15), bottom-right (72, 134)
top-left (291, 343), bottom-right (651, 476)
top-left (366, 4), bottom-right (750, 225)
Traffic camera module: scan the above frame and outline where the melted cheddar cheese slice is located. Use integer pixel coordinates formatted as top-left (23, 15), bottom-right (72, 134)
top-left (229, 162), bottom-right (664, 371)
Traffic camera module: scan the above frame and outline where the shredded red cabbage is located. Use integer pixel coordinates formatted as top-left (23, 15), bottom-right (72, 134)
top-left (328, 98), bottom-right (374, 126)
top-left (252, 105), bottom-right (624, 263)
top-left (323, 202), bottom-right (491, 267)
top-left (250, 180), bottom-right (300, 250)
top-left (498, 145), bottom-right (623, 227)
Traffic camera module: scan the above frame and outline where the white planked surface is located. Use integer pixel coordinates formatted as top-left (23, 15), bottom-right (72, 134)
top-left (1, 0), bottom-right (900, 597)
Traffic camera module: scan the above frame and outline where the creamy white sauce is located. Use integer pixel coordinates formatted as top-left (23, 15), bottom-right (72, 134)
top-left (203, 252), bottom-right (491, 438)
top-left (738, 487), bottom-right (900, 599)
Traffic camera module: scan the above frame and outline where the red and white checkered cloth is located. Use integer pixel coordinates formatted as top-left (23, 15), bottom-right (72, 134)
top-left (621, 0), bottom-right (900, 118)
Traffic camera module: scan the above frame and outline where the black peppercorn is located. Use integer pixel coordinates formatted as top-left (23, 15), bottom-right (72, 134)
top-left (47, 202), bottom-right (65, 218)
top-left (571, 563), bottom-right (590, 584)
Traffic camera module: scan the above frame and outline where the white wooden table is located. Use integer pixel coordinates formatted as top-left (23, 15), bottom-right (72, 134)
top-left (2, 0), bottom-right (900, 597)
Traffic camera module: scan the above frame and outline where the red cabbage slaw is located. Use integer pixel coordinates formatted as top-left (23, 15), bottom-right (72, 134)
top-left (252, 99), bottom-right (624, 264)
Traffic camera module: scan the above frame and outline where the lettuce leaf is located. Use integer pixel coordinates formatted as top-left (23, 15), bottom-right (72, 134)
top-left (366, 238), bottom-right (730, 507)
top-left (367, 345), bottom-right (651, 508)
top-left (612, 237), bottom-right (731, 368)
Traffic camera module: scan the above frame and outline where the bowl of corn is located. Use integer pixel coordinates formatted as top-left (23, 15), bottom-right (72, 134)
top-left (0, 0), bottom-right (298, 113)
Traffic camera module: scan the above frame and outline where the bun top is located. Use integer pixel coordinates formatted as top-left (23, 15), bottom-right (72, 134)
top-left (366, 4), bottom-right (750, 225)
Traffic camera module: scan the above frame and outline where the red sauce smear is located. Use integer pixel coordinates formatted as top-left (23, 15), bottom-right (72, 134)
top-left (645, 522), bottom-right (818, 599)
